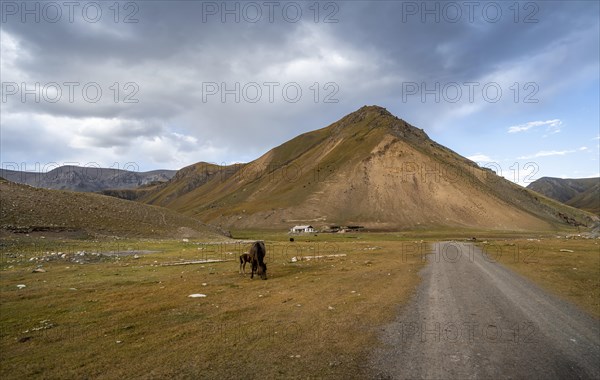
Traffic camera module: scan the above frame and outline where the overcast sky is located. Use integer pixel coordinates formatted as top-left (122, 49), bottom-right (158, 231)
top-left (1, 0), bottom-right (598, 185)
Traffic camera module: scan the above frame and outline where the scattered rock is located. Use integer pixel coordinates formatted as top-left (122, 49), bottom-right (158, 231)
top-left (328, 305), bottom-right (334, 310)
top-left (32, 268), bottom-right (46, 273)
top-left (18, 336), bottom-right (32, 343)
top-left (560, 249), bottom-right (574, 253)
top-left (290, 254), bottom-right (346, 263)
top-left (16, 284), bottom-right (26, 289)
top-left (27, 320), bottom-right (54, 333)
top-left (188, 294), bottom-right (207, 298)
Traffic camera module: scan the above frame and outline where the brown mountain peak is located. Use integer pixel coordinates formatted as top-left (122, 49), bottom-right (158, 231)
top-left (136, 106), bottom-right (594, 231)
top-left (337, 105), bottom-right (393, 126)
top-left (333, 105), bottom-right (430, 144)
top-left (356, 104), bottom-right (393, 116)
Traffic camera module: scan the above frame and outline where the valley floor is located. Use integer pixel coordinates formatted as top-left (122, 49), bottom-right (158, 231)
top-left (0, 233), bottom-right (598, 379)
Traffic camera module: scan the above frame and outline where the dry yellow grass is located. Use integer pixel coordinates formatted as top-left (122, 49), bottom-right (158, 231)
top-left (0, 238), bottom-right (424, 379)
top-left (3, 232), bottom-right (596, 378)
top-left (479, 238), bottom-right (600, 318)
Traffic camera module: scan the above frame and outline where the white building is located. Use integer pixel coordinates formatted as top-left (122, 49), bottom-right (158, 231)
top-left (290, 225), bottom-right (316, 233)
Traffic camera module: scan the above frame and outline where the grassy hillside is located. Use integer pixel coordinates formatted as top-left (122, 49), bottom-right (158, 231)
top-left (0, 179), bottom-right (228, 239)
top-left (567, 183), bottom-right (600, 214)
top-left (528, 177), bottom-right (600, 214)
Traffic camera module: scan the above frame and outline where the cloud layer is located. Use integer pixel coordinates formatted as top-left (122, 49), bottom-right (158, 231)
top-left (1, 1), bottom-right (598, 176)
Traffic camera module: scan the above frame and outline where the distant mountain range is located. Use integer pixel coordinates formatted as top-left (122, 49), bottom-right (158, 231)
top-left (129, 105), bottom-right (595, 231)
top-left (0, 166), bottom-right (176, 192)
top-left (527, 177), bottom-right (600, 215)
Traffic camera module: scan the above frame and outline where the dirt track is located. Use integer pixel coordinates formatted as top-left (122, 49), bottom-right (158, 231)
top-left (371, 242), bottom-right (600, 379)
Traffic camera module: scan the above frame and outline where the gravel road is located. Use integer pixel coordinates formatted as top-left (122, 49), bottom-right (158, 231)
top-left (371, 242), bottom-right (600, 379)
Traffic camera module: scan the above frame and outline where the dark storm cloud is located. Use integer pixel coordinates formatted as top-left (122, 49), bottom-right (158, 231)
top-left (2, 1), bottom-right (298, 73)
top-left (330, 1), bottom-right (597, 81)
top-left (1, 0), bottom-right (598, 170)
top-left (81, 119), bottom-right (164, 148)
